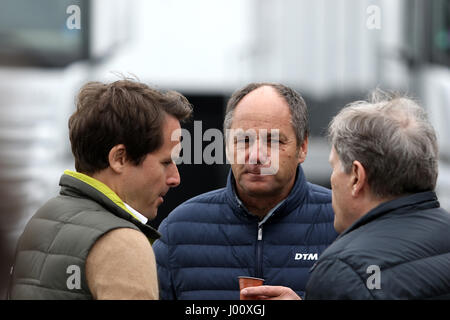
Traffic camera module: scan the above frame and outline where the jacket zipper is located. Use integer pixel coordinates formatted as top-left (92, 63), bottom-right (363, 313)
top-left (256, 225), bottom-right (263, 278)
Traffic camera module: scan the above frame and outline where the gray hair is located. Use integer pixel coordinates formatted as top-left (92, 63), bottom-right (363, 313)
top-left (328, 90), bottom-right (439, 198)
top-left (223, 82), bottom-right (309, 146)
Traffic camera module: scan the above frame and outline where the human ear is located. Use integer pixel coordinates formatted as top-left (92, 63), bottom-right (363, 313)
top-left (297, 136), bottom-right (309, 164)
top-left (350, 160), bottom-right (367, 197)
top-left (108, 144), bottom-right (128, 174)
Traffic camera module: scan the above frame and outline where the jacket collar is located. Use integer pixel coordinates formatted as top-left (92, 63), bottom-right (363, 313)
top-left (337, 191), bottom-right (440, 240)
top-left (225, 164), bottom-right (309, 221)
top-left (59, 170), bottom-right (161, 240)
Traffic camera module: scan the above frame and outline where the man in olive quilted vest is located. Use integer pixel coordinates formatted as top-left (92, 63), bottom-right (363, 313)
top-left (8, 79), bottom-right (192, 299)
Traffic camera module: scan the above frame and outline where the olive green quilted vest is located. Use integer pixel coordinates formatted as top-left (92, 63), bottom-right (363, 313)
top-left (8, 171), bottom-right (160, 300)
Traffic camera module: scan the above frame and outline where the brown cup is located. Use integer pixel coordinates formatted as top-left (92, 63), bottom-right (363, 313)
top-left (238, 276), bottom-right (265, 300)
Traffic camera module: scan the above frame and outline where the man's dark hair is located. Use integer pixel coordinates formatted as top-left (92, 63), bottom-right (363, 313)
top-left (69, 79), bottom-right (193, 174)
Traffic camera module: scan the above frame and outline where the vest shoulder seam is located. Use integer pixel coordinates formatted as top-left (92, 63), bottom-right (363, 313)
top-left (18, 249), bottom-right (86, 259)
top-left (33, 216), bottom-right (135, 233)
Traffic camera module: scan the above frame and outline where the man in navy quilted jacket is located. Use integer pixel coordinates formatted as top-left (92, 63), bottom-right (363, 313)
top-left (153, 82), bottom-right (338, 299)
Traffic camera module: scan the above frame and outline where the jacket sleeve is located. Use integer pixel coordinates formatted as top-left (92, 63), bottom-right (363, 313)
top-left (305, 258), bottom-right (375, 300)
top-left (153, 219), bottom-right (176, 300)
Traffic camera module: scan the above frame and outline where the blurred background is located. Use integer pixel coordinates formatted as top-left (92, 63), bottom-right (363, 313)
top-left (0, 0), bottom-right (449, 298)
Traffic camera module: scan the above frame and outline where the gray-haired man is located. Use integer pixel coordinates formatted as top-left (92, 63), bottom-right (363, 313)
top-left (241, 91), bottom-right (450, 300)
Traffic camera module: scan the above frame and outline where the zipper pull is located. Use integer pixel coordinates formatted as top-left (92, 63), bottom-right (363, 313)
top-left (258, 226), bottom-right (263, 241)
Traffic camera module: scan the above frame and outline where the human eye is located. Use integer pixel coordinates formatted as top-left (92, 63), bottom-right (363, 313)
top-left (234, 136), bottom-right (251, 147)
top-left (264, 135), bottom-right (280, 146)
top-left (270, 138), bottom-right (280, 144)
top-left (162, 159), bottom-right (173, 166)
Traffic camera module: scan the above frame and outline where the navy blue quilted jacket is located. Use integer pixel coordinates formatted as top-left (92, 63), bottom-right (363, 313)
top-left (153, 166), bottom-right (338, 300)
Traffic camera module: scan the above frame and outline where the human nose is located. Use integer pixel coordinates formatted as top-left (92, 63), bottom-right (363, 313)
top-left (167, 163), bottom-right (181, 187)
top-left (248, 138), bottom-right (269, 165)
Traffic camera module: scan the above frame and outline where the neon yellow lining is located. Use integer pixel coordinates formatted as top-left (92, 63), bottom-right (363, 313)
top-left (63, 169), bottom-right (140, 222)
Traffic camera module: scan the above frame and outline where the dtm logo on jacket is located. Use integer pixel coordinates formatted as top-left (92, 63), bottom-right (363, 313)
top-left (294, 253), bottom-right (318, 261)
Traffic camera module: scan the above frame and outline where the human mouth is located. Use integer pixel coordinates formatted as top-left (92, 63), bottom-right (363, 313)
top-left (244, 167), bottom-right (263, 176)
top-left (243, 168), bottom-right (267, 181)
top-left (158, 190), bottom-right (169, 203)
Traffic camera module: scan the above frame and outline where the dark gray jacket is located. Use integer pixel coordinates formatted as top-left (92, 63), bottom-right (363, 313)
top-left (8, 173), bottom-right (160, 299)
top-left (305, 191), bottom-right (450, 300)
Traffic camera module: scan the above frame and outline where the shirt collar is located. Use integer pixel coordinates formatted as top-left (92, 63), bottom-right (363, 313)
top-left (123, 203), bottom-right (148, 225)
top-left (231, 181), bottom-right (286, 227)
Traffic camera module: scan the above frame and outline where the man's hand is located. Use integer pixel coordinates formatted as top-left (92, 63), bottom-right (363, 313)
top-left (240, 285), bottom-right (302, 300)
